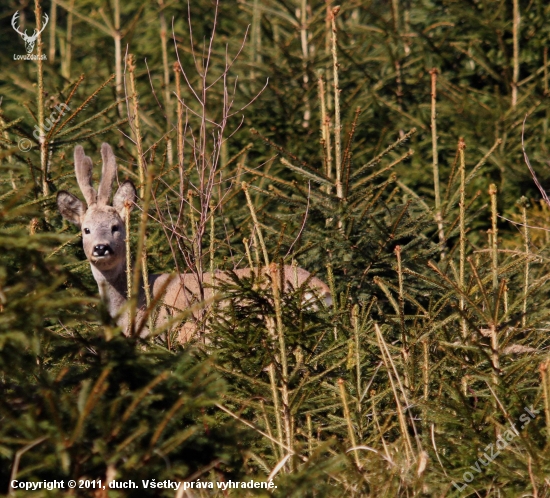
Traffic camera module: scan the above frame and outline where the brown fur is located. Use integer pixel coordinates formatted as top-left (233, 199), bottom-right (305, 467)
top-left (57, 143), bottom-right (331, 342)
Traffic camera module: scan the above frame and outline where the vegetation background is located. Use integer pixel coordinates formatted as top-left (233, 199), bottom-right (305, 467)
top-left (1, 0), bottom-right (550, 496)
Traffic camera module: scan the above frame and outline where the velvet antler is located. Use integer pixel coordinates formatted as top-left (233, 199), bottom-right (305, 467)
top-left (98, 143), bottom-right (117, 205)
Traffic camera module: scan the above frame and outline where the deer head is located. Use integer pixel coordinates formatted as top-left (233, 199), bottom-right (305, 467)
top-left (57, 143), bottom-right (136, 272)
top-left (11, 11), bottom-right (49, 54)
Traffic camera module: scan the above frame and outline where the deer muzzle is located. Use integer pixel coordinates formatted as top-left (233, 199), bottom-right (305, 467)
top-left (93, 244), bottom-right (113, 257)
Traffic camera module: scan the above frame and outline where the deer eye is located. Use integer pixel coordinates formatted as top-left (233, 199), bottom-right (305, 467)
top-left (83, 228), bottom-right (90, 235)
top-left (112, 225), bottom-right (119, 233)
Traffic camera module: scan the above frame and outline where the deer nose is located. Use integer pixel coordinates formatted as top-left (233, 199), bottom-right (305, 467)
top-left (93, 244), bottom-right (112, 257)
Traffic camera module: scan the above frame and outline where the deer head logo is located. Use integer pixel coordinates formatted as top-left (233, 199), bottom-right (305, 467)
top-left (11, 11), bottom-right (49, 54)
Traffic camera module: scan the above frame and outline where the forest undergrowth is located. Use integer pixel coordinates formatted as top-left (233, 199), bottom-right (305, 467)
top-left (1, 0), bottom-right (550, 496)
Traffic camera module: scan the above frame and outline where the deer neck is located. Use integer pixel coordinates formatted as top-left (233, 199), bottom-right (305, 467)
top-left (90, 261), bottom-right (130, 322)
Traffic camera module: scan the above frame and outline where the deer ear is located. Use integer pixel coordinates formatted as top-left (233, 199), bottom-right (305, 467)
top-left (113, 181), bottom-right (137, 218)
top-left (57, 191), bottom-right (86, 226)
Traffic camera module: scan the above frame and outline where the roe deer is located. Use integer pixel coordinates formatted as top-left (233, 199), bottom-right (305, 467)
top-left (56, 143), bottom-right (332, 341)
